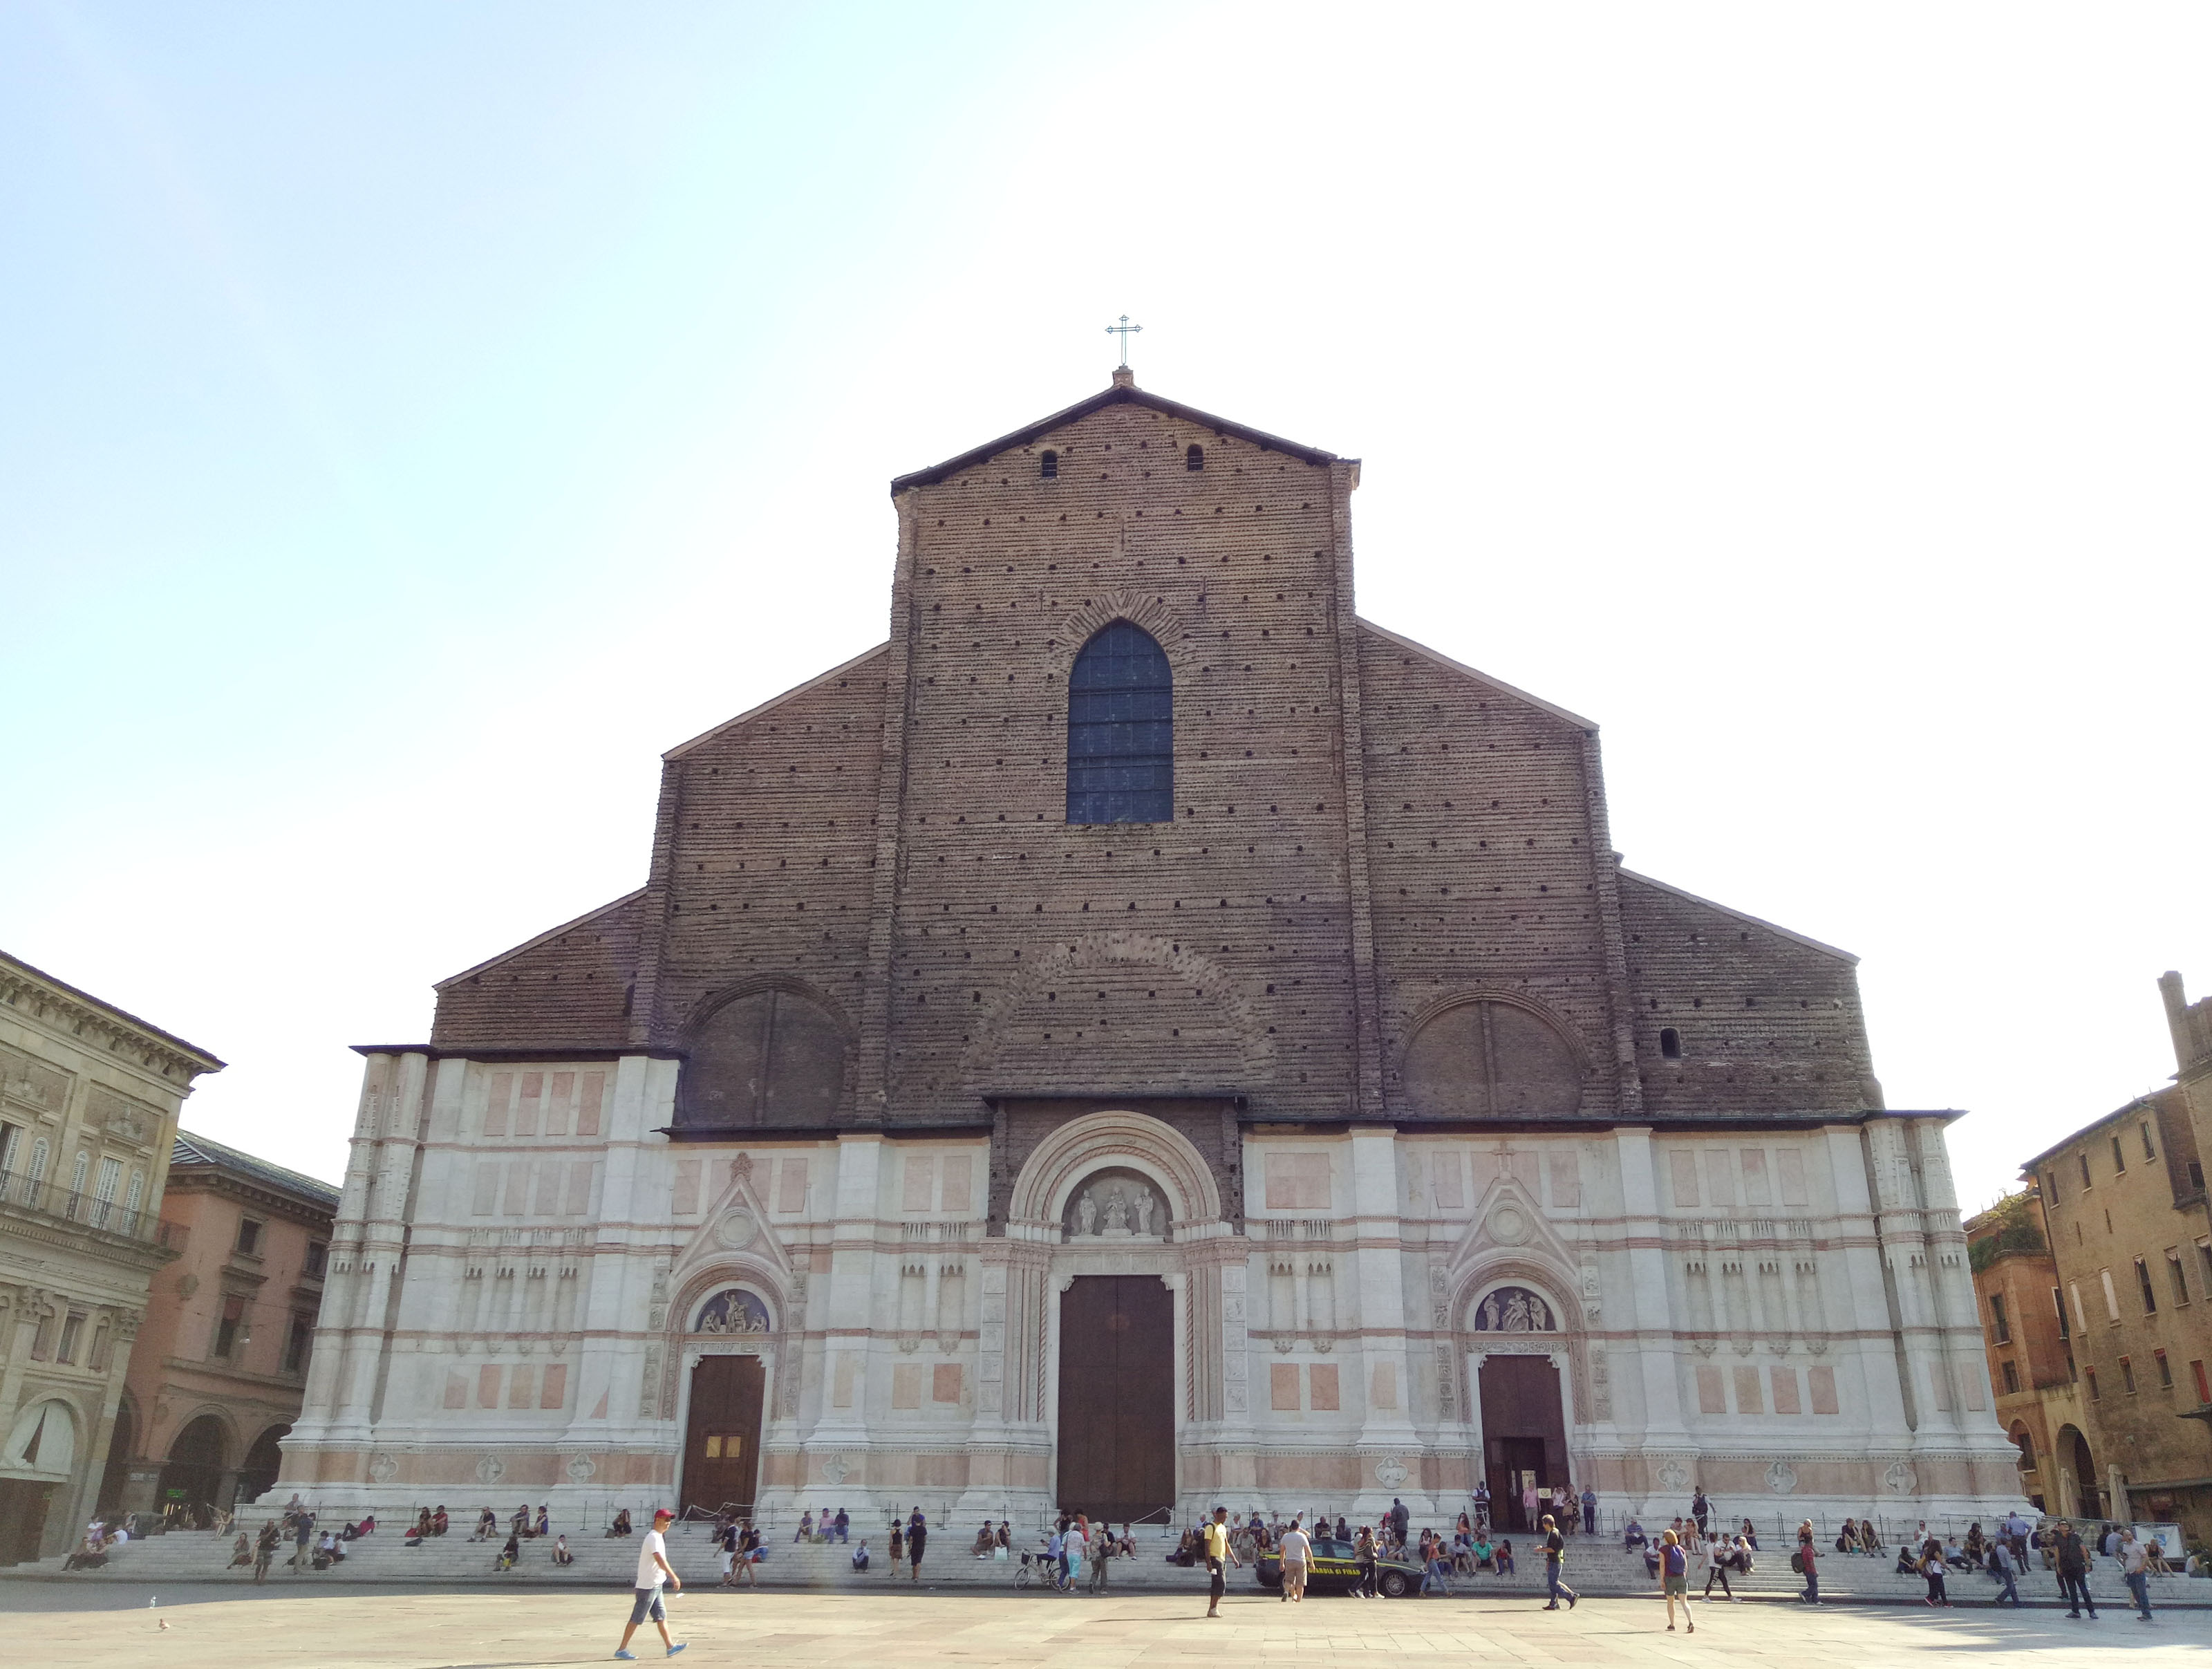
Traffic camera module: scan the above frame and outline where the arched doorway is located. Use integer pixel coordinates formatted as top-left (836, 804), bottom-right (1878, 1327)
top-left (238, 1425), bottom-right (288, 1504)
top-left (158, 1415), bottom-right (229, 1516)
top-left (1464, 1281), bottom-right (1574, 1531)
top-left (1006, 1112), bottom-right (1228, 1525)
top-left (97, 1402), bottom-right (137, 1513)
top-left (0, 1399), bottom-right (77, 1565)
top-left (2056, 1424), bottom-right (2099, 1519)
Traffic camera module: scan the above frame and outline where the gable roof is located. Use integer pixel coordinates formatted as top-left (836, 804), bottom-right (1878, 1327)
top-left (890, 379), bottom-right (1345, 494)
top-left (664, 640), bottom-right (890, 761)
top-left (1618, 868), bottom-right (1859, 964)
top-left (1357, 617), bottom-right (1598, 732)
top-left (433, 888), bottom-right (646, 991)
top-left (171, 1129), bottom-right (341, 1211)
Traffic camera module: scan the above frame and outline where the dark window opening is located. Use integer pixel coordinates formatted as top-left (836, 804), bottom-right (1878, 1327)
top-left (1067, 621), bottom-right (1173, 825)
top-left (1989, 1292), bottom-right (2011, 1344)
top-left (1185, 444), bottom-right (1203, 472)
top-left (2191, 1161), bottom-right (2206, 1191)
top-left (2120, 1356), bottom-right (2137, 1395)
top-left (213, 1294), bottom-right (246, 1360)
top-left (304, 1240), bottom-right (328, 1279)
top-left (2079, 1153), bottom-right (2093, 1189)
top-left (2045, 1168), bottom-right (2061, 1204)
top-left (2141, 1121), bottom-right (2157, 1161)
top-left (2155, 1350), bottom-right (2173, 1388)
top-left (2000, 1359), bottom-right (2020, 1394)
top-left (2138, 1256), bottom-right (2158, 1314)
top-left (2054, 1285), bottom-right (2070, 1339)
top-left (284, 1314), bottom-right (313, 1374)
top-left (1040, 449), bottom-right (1058, 479)
top-left (1658, 1027), bottom-right (1682, 1059)
top-left (2171, 1254), bottom-right (2190, 1305)
top-left (2112, 1135), bottom-right (2127, 1174)
top-left (234, 1218), bottom-right (263, 1256)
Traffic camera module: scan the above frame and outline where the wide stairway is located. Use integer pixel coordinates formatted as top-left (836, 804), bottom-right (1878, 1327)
top-left (15, 1522), bottom-right (2204, 1604)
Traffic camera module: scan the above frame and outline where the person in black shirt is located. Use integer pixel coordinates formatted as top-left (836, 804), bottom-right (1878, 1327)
top-left (1539, 1514), bottom-right (1577, 1610)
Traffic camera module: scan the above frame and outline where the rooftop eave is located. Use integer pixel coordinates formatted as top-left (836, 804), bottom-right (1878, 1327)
top-left (890, 381), bottom-right (1344, 494)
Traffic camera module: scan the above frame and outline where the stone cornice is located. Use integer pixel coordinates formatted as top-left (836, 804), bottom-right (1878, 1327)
top-left (162, 1166), bottom-right (337, 1229)
top-left (0, 952), bottom-right (224, 1086)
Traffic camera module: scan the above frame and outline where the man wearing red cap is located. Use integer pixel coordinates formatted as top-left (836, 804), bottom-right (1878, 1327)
top-left (615, 1507), bottom-right (686, 1660)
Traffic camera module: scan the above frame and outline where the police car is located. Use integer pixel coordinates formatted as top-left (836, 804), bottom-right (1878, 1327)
top-left (1254, 1535), bottom-right (1428, 1598)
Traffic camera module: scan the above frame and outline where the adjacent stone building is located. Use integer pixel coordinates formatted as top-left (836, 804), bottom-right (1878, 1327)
top-left (2022, 972), bottom-right (2212, 1539)
top-left (279, 372), bottom-right (2025, 1531)
top-left (101, 1132), bottom-right (338, 1520)
top-left (0, 951), bottom-right (222, 1563)
top-left (1965, 1188), bottom-right (2082, 1512)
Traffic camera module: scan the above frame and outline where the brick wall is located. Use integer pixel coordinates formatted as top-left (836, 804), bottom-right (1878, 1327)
top-left (429, 380), bottom-right (1889, 1134)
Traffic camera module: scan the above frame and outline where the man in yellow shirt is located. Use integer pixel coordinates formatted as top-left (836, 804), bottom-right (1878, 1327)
top-left (1203, 1507), bottom-right (1241, 1617)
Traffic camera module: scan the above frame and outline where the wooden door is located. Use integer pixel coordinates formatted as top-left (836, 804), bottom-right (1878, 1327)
top-left (682, 1355), bottom-right (765, 1516)
top-left (1056, 1276), bottom-right (1174, 1524)
top-left (1479, 1354), bottom-right (1566, 1532)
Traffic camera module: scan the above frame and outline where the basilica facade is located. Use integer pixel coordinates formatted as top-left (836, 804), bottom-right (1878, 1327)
top-left (279, 371), bottom-right (2025, 1530)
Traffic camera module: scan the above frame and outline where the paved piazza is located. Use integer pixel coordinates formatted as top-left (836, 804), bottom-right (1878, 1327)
top-left (3, 1586), bottom-right (2206, 1667)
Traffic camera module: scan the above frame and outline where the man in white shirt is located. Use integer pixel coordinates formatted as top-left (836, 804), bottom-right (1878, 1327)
top-left (1278, 1517), bottom-right (1312, 1603)
top-left (2120, 1529), bottom-right (2154, 1622)
top-left (615, 1508), bottom-right (686, 1661)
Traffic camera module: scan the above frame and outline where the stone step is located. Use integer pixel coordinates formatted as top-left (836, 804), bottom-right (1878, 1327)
top-left (17, 1529), bottom-right (2205, 1604)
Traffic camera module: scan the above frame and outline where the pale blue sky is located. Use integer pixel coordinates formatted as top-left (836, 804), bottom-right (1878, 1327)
top-left (3, 3), bottom-right (2206, 1206)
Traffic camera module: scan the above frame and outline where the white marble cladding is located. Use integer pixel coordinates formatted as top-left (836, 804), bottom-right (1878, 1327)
top-left (281, 1054), bottom-right (2025, 1526)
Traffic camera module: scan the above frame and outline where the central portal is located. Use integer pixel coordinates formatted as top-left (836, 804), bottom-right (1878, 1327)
top-left (1479, 1354), bottom-right (1567, 1531)
top-left (1056, 1275), bottom-right (1174, 1524)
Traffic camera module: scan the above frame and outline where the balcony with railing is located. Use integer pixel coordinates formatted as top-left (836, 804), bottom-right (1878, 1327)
top-left (0, 1168), bottom-right (183, 1247)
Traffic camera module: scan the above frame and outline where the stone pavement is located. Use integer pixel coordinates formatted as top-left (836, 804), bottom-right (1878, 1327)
top-left (3, 1586), bottom-right (2207, 1668)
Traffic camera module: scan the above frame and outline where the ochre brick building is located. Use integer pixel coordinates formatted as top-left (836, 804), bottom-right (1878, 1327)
top-left (2020, 972), bottom-right (2212, 1539)
top-left (280, 372), bottom-right (2023, 1530)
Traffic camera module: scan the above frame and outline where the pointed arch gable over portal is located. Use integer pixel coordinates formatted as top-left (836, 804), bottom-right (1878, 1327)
top-left (1006, 1110), bottom-right (1226, 1236)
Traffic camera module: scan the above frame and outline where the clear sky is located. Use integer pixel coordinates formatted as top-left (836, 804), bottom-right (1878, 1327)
top-left (3, 3), bottom-right (2205, 1207)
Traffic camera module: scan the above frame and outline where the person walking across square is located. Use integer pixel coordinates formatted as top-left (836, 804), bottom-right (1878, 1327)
top-left (1278, 1517), bottom-right (1311, 1603)
top-left (1795, 1520), bottom-right (1821, 1605)
top-left (1658, 1529), bottom-right (1692, 1633)
top-left (1989, 1533), bottom-right (2020, 1605)
top-left (2054, 1520), bottom-right (2098, 1619)
top-left (1540, 1514), bottom-right (1576, 1610)
top-left (907, 1510), bottom-right (927, 1583)
top-left (1203, 1507), bottom-right (1240, 1617)
top-left (613, 1507), bottom-right (684, 1661)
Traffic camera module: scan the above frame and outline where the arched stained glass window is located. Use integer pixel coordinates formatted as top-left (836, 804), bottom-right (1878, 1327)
top-left (1067, 622), bottom-right (1173, 824)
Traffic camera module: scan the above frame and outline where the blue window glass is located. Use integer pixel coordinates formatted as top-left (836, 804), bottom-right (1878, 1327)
top-left (1067, 622), bottom-right (1173, 824)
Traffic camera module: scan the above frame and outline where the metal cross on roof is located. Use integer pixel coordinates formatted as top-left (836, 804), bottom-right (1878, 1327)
top-left (1105, 314), bottom-right (1143, 368)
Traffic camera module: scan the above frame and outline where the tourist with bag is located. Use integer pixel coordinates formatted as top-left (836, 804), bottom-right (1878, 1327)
top-left (1918, 1534), bottom-right (1951, 1606)
top-left (1793, 1519), bottom-right (1821, 1605)
top-left (1658, 1529), bottom-right (1692, 1633)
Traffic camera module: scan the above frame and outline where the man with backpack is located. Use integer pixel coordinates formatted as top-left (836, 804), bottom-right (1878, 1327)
top-left (1794, 1519), bottom-right (1821, 1605)
top-left (2054, 1520), bottom-right (2099, 1619)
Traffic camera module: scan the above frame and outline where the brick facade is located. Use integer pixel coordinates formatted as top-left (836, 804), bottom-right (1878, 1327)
top-left (2022, 971), bottom-right (2212, 1543)
top-left (281, 375), bottom-right (2023, 1531)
